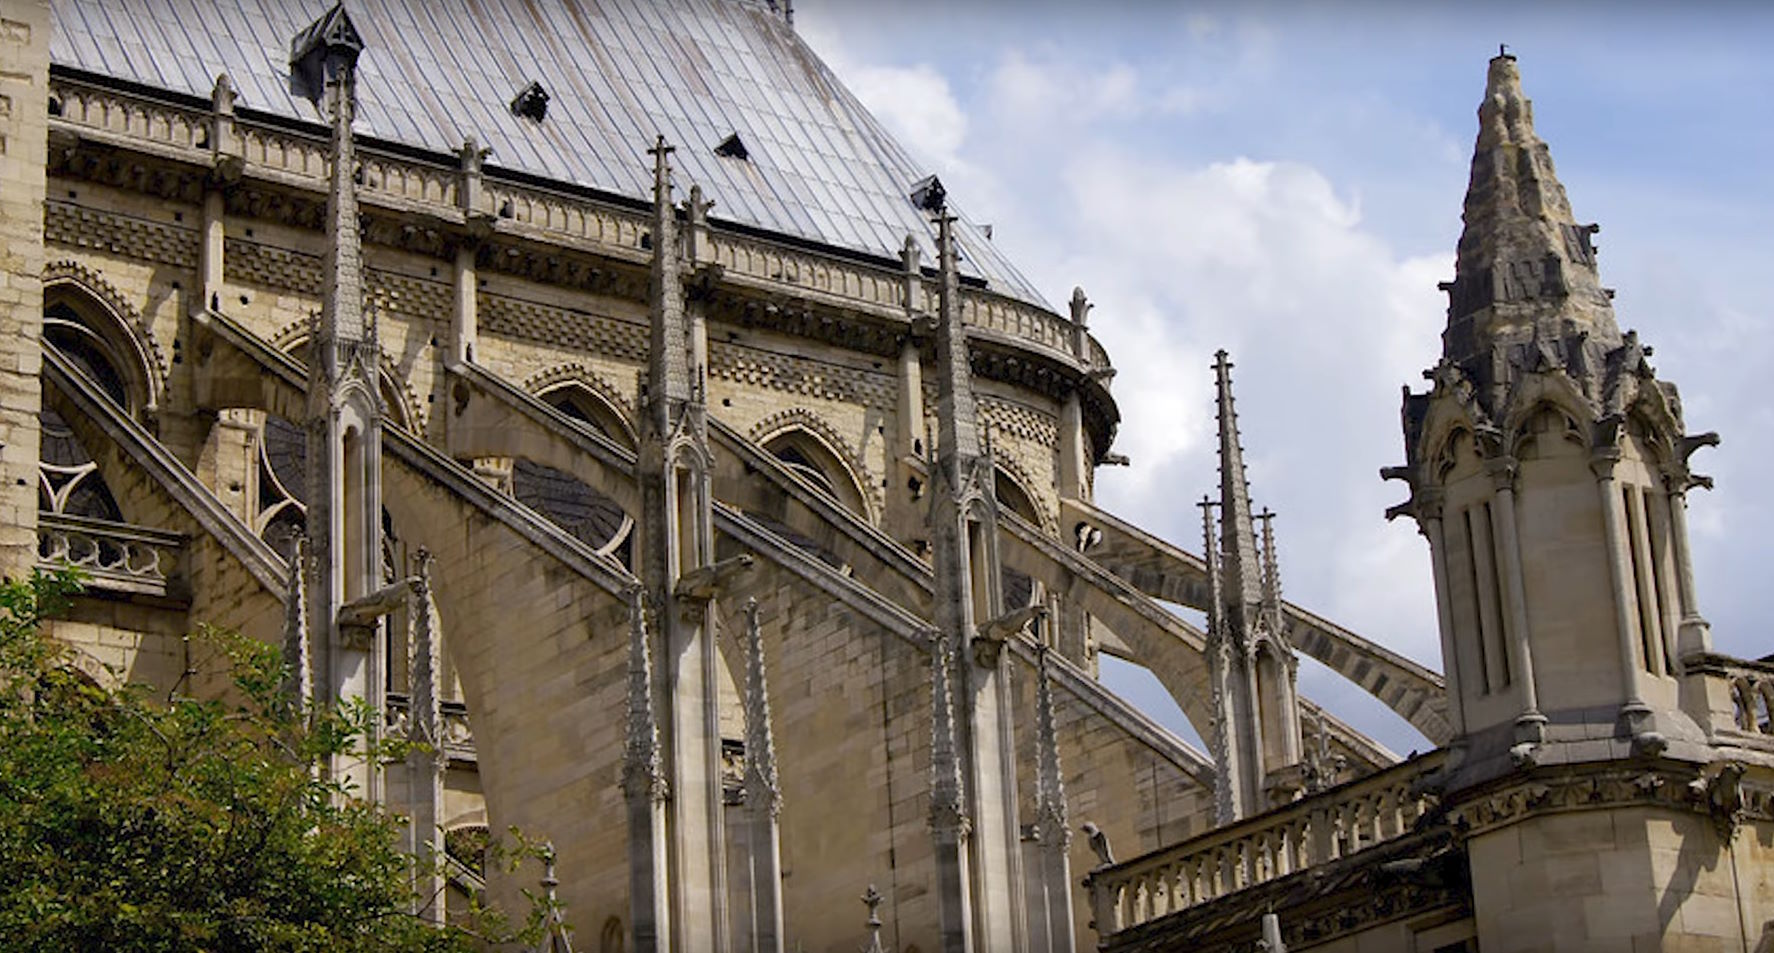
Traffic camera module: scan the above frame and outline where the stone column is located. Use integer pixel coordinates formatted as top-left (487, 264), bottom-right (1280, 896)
top-left (927, 629), bottom-right (976, 953)
top-left (1416, 492), bottom-right (1469, 738)
top-left (1624, 484), bottom-right (1667, 677)
top-left (1031, 644), bottom-right (1076, 953)
top-left (1485, 458), bottom-right (1544, 740)
top-left (1591, 452), bottom-right (1649, 722)
top-left (1663, 478), bottom-right (1712, 659)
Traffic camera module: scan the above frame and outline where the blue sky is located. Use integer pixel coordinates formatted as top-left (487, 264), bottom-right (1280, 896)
top-left (797, 1), bottom-right (1774, 754)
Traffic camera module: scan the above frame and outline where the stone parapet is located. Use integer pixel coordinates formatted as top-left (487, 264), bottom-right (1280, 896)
top-left (42, 71), bottom-right (1116, 435)
top-left (1084, 749), bottom-right (1446, 938)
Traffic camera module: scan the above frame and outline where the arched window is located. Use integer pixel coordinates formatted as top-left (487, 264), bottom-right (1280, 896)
top-left (508, 385), bottom-right (637, 566)
top-left (37, 295), bottom-right (140, 523)
top-left (539, 383), bottom-right (636, 449)
top-left (38, 403), bottom-right (121, 521)
top-left (994, 468), bottom-right (1040, 609)
top-left (40, 286), bottom-right (157, 418)
top-left (761, 428), bottom-right (869, 519)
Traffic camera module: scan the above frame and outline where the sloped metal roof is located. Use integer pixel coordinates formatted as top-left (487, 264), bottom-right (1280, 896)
top-left (49, 0), bottom-right (1049, 307)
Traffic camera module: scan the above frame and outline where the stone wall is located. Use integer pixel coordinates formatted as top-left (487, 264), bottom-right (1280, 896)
top-left (0, 0), bottom-right (49, 578)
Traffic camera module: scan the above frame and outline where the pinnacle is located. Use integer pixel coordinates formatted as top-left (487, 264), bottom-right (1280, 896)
top-left (1443, 50), bottom-right (1620, 364)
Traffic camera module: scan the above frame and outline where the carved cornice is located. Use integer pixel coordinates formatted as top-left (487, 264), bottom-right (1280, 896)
top-left (44, 70), bottom-right (1122, 461)
top-left (1445, 761), bottom-right (1774, 840)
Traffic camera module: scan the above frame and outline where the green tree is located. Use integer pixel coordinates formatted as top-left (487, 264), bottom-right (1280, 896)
top-left (0, 569), bottom-right (556, 952)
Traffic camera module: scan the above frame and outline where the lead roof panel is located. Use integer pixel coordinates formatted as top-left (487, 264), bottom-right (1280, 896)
top-left (48, 0), bottom-right (1047, 308)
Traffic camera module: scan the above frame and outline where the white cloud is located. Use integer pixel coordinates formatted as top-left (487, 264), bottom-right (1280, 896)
top-left (844, 61), bottom-right (970, 166)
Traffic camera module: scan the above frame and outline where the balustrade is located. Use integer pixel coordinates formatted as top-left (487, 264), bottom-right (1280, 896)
top-left (1086, 750), bottom-right (1444, 937)
top-left (385, 692), bottom-right (477, 762)
top-left (37, 513), bottom-right (183, 598)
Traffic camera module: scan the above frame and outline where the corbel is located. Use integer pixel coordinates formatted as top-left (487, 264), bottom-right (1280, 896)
top-left (972, 603), bottom-right (1047, 669)
top-left (337, 576), bottom-right (420, 648)
top-left (674, 553), bottom-right (755, 601)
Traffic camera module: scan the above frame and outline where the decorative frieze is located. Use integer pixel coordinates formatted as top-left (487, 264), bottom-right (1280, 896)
top-left (980, 395), bottom-right (1058, 448)
top-left (710, 341), bottom-right (895, 412)
top-left (225, 237), bottom-right (322, 295)
top-left (480, 295), bottom-right (648, 363)
top-left (367, 270), bottom-right (451, 321)
top-left (1446, 762), bottom-right (1774, 839)
top-left (44, 201), bottom-right (198, 269)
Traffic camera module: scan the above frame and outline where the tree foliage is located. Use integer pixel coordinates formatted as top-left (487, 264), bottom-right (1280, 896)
top-left (0, 570), bottom-right (553, 952)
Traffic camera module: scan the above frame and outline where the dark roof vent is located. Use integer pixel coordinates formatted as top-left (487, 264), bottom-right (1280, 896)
top-left (909, 174), bottom-right (946, 213)
top-left (713, 133), bottom-right (750, 161)
top-left (511, 81), bottom-right (550, 121)
top-left (289, 3), bottom-right (364, 104)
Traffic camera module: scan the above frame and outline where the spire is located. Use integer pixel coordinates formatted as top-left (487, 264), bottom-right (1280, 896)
top-left (1033, 642), bottom-right (1070, 850)
top-left (280, 532), bottom-right (311, 712)
top-left (645, 136), bottom-right (691, 435)
top-left (1443, 51), bottom-right (1618, 369)
top-left (1257, 507), bottom-right (1281, 617)
top-left (1213, 350), bottom-right (1262, 628)
top-left (932, 209), bottom-right (980, 467)
top-left (741, 598), bottom-right (780, 817)
top-left (302, 3), bottom-right (366, 350)
top-left (621, 585), bottom-right (666, 802)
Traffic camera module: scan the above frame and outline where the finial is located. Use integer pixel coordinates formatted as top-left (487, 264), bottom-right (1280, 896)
top-left (1497, 43), bottom-right (1512, 60)
top-left (927, 628), bottom-right (968, 835)
top-left (280, 530), bottom-right (312, 711)
top-left (648, 135), bottom-right (675, 201)
top-left (458, 137), bottom-right (488, 173)
top-left (1033, 638), bottom-right (1071, 850)
top-left (622, 584), bottom-right (666, 802)
top-left (742, 596), bottom-right (781, 816)
top-left (861, 884), bottom-right (885, 953)
top-left (210, 73), bottom-right (237, 115)
top-left (536, 842), bottom-right (575, 953)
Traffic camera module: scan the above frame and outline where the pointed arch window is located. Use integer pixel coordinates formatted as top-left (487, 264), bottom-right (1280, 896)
top-left (37, 300), bottom-right (132, 522)
top-left (761, 428), bottom-right (869, 519)
top-left (994, 468), bottom-right (1039, 610)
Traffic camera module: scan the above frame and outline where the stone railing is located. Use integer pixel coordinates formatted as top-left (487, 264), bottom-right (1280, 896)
top-left (706, 230), bottom-right (906, 312)
top-left (1684, 653), bottom-right (1774, 750)
top-left (49, 81), bottom-right (208, 153)
top-left (385, 692), bottom-right (478, 763)
top-left (37, 513), bottom-right (184, 599)
top-left (46, 74), bottom-right (1113, 374)
top-left (1084, 750), bottom-right (1445, 937)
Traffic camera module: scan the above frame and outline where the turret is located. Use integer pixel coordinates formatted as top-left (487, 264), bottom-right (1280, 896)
top-left (1387, 51), bottom-right (1717, 775)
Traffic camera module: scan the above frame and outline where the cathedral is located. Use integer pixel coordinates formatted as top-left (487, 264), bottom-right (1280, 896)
top-left (1, 1), bottom-right (1769, 951)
